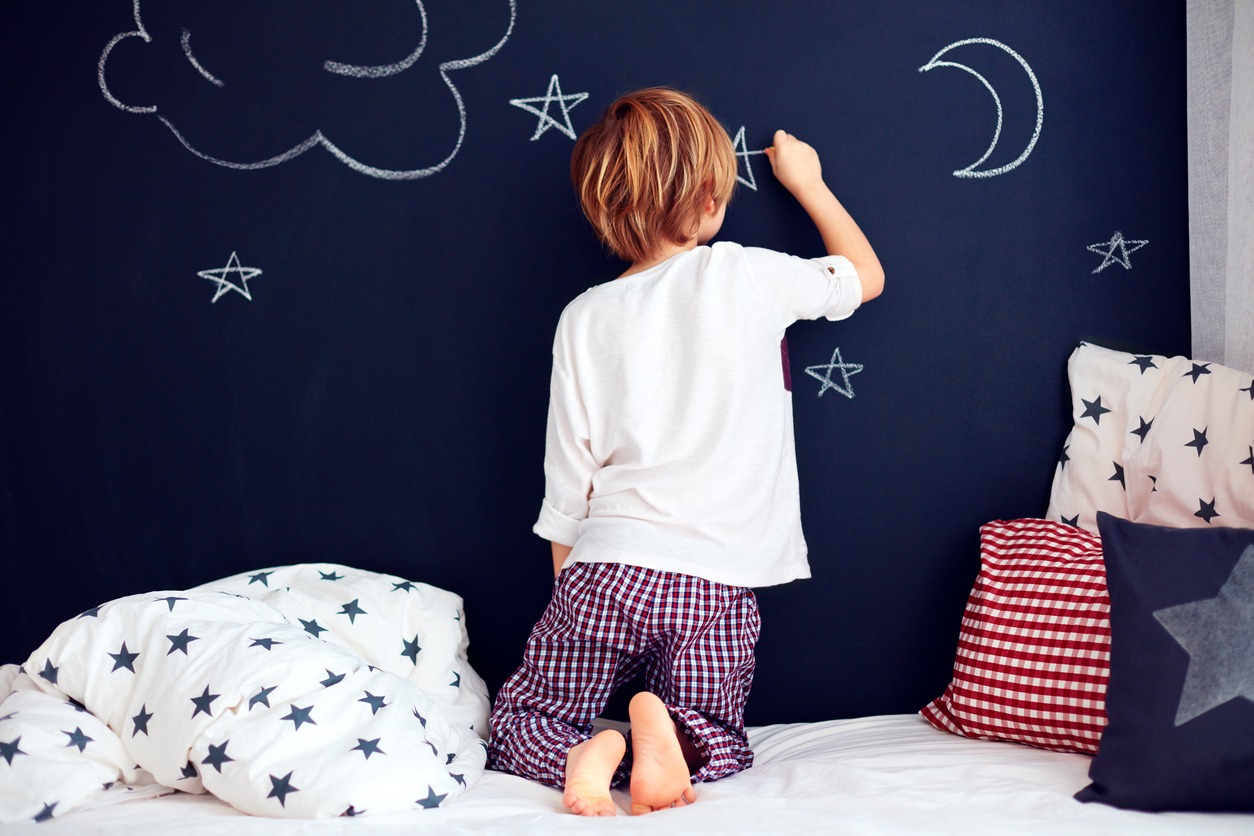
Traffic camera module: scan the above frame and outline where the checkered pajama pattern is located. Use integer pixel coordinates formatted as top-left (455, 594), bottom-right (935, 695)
top-left (487, 561), bottom-right (760, 788)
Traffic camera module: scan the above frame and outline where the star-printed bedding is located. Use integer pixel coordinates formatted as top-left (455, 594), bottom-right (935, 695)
top-left (0, 564), bottom-right (490, 823)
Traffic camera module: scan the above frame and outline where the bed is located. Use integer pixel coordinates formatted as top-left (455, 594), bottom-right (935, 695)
top-left (5, 713), bottom-right (1252, 835)
top-left (3, 342), bottom-right (1253, 831)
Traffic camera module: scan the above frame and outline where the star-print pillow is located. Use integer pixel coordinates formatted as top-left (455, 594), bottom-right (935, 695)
top-left (4, 565), bottom-right (488, 823)
top-left (1076, 515), bottom-right (1254, 812)
top-left (1046, 342), bottom-right (1254, 532)
top-left (920, 519), bottom-right (1109, 754)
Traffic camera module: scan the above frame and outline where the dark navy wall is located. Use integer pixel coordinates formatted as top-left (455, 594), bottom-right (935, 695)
top-left (2, 1), bottom-right (1189, 723)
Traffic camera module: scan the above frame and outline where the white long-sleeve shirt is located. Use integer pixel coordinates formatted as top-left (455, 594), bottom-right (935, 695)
top-left (533, 241), bottom-right (862, 588)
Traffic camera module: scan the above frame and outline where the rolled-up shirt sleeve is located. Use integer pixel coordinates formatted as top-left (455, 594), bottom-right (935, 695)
top-left (742, 249), bottom-right (863, 330)
top-left (532, 355), bottom-right (598, 547)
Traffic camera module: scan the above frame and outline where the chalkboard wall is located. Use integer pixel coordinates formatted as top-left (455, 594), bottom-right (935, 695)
top-left (2, 0), bottom-right (1190, 723)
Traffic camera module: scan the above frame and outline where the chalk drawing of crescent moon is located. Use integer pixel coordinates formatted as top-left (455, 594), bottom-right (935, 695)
top-left (918, 38), bottom-right (1043, 179)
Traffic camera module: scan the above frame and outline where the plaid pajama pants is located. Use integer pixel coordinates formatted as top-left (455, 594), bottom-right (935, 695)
top-left (486, 561), bottom-right (761, 789)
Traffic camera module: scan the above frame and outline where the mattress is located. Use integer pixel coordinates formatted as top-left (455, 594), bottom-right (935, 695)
top-left (10, 713), bottom-right (1252, 834)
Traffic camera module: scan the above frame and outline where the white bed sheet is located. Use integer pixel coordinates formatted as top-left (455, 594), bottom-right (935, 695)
top-left (10, 714), bottom-right (1252, 834)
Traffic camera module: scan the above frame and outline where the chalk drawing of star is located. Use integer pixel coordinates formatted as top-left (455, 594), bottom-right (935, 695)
top-left (732, 126), bottom-right (767, 191)
top-left (198, 251), bottom-right (262, 303)
top-left (509, 74), bottom-right (588, 141)
top-left (1153, 545), bottom-right (1254, 725)
top-left (805, 347), bottom-right (864, 399)
top-left (1088, 231), bottom-right (1148, 273)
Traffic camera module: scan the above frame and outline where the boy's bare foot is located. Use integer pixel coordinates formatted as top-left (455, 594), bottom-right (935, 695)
top-left (562, 729), bottom-right (626, 816)
top-left (628, 692), bottom-right (698, 814)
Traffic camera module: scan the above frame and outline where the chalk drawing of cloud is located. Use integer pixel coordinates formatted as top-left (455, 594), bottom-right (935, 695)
top-left (98, 0), bottom-right (515, 180)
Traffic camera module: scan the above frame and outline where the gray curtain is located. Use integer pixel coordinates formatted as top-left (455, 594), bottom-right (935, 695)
top-left (1187, 0), bottom-right (1254, 374)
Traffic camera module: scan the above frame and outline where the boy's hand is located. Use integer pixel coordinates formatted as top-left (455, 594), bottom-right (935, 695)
top-left (764, 129), bottom-right (825, 197)
top-left (762, 129), bottom-right (885, 302)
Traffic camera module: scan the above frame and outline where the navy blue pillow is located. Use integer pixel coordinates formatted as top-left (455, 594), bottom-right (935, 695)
top-left (1076, 513), bottom-right (1254, 811)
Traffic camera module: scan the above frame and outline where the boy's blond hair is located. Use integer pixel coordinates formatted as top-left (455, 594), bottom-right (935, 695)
top-left (571, 88), bottom-right (737, 264)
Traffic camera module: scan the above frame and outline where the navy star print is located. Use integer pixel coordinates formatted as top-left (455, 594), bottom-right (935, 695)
top-left (131, 705), bottom-right (153, 737)
top-left (339, 599), bottom-right (367, 623)
top-left (1186, 427), bottom-right (1210, 457)
top-left (166, 629), bottom-right (200, 655)
top-left (63, 727), bottom-right (93, 752)
top-left (417, 786), bottom-right (447, 809)
top-left (359, 692), bottom-right (388, 714)
top-left (202, 741), bottom-right (234, 773)
top-left (1196, 498), bottom-right (1220, 524)
top-left (108, 642), bottom-right (140, 673)
top-left (249, 686), bottom-right (277, 710)
top-left (249, 571), bottom-right (275, 587)
top-left (352, 737), bottom-right (385, 759)
top-left (1184, 362), bottom-right (1212, 383)
top-left (1080, 396), bottom-right (1112, 425)
top-left (190, 686), bottom-right (220, 718)
top-left (0, 736), bottom-right (27, 765)
top-left (282, 704), bottom-right (316, 731)
top-left (268, 771), bottom-right (298, 807)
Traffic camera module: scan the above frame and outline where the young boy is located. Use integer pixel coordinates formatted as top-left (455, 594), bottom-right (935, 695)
top-left (486, 88), bottom-right (884, 816)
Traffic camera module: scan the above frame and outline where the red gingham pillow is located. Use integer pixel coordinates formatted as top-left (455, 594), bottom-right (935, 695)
top-left (920, 518), bottom-right (1110, 754)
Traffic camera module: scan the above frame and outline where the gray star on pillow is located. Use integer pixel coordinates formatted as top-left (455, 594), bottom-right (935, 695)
top-left (1153, 545), bottom-right (1254, 725)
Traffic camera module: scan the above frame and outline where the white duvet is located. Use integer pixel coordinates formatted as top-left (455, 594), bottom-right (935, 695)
top-left (0, 564), bottom-right (490, 823)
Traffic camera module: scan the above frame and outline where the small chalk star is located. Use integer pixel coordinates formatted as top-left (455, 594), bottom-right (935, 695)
top-left (1088, 231), bottom-right (1148, 273)
top-left (732, 126), bottom-right (768, 191)
top-left (509, 74), bottom-right (588, 141)
top-left (805, 347), bottom-right (864, 399)
top-left (198, 251), bottom-right (262, 303)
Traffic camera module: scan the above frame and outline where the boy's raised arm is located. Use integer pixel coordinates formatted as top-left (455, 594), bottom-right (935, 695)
top-left (764, 129), bottom-right (884, 303)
